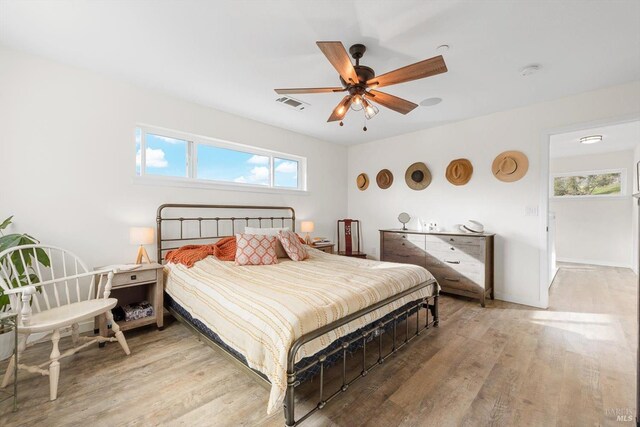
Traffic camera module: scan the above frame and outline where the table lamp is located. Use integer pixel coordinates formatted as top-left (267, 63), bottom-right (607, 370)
top-left (300, 221), bottom-right (314, 245)
top-left (130, 227), bottom-right (154, 264)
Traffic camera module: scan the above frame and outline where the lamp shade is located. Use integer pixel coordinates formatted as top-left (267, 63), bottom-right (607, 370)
top-left (129, 227), bottom-right (154, 245)
top-left (300, 221), bottom-right (314, 233)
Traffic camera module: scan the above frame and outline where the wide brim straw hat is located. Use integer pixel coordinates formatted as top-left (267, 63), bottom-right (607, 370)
top-left (492, 151), bottom-right (529, 182)
top-left (376, 169), bottom-right (394, 189)
top-left (446, 158), bottom-right (473, 186)
top-left (404, 162), bottom-right (432, 190)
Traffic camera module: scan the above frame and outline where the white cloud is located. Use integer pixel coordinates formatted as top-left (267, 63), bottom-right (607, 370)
top-left (275, 161), bottom-right (297, 174)
top-left (234, 166), bottom-right (270, 184)
top-left (136, 148), bottom-right (168, 168)
top-left (247, 155), bottom-right (269, 165)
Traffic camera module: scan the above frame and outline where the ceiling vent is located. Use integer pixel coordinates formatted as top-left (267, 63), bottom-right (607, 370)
top-left (276, 96), bottom-right (309, 111)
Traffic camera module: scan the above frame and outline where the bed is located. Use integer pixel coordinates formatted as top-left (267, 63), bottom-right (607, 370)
top-left (157, 204), bottom-right (440, 426)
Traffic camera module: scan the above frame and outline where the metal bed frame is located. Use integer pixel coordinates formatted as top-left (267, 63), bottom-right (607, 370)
top-left (156, 204), bottom-right (439, 426)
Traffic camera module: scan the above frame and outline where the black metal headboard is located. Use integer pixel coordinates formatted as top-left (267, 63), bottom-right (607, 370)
top-left (156, 204), bottom-right (296, 263)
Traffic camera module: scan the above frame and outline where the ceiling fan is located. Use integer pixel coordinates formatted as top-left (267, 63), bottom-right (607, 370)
top-left (275, 41), bottom-right (448, 130)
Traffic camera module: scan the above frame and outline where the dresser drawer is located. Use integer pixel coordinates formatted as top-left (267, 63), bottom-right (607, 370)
top-left (112, 269), bottom-right (157, 288)
top-left (384, 232), bottom-right (425, 247)
top-left (431, 269), bottom-right (483, 293)
top-left (426, 242), bottom-right (484, 260)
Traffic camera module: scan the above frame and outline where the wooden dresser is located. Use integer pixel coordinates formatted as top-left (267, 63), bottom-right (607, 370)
top-left (380, 229), bottom-right (495, 306)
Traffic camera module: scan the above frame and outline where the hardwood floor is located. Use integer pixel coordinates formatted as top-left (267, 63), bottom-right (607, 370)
top-left (0, 264), bottom-right (636, 426)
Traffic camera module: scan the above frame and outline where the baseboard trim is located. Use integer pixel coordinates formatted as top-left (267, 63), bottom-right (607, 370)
top-left (556, 257), bottom-right (632, 269)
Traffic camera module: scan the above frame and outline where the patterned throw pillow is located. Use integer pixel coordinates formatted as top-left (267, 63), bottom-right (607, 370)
top-left (244, 227), bottom-right (289, 258)
top-left (235, 234), bottom-right (278, 266)
top-left (278, 230), bottom-right (309, 261)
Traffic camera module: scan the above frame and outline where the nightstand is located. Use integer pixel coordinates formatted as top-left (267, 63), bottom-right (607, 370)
top-left (95, 263), bottom-right (164, 340)
top-left (312, 242), bottom-right (335, 254)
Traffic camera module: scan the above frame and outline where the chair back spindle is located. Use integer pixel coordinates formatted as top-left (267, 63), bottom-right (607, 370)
top-left (0, 244), bottom-right (97, 317)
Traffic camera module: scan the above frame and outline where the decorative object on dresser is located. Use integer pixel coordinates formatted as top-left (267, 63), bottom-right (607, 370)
top-left (376, 169), bottom-right (394, 189)
top-left (460, 220), bottom-right (484, 234)
top-left (398, 212), bottom-right (411, 230)
top-left (492, 150), bottom-right (529, 182)
top-left (300, 221), bottom-right (315, 245)
top-left (356, 172), bottom-right (369, 191)
top-left (337, 219), bottom-right (367, 258)
top-left (380, 229), bottom-right (494, 306)
top-left (312, 242), bottom-right (335, 254)
top-left (129, 226), bottom-right (154, 264)
top-left (445, 158), bottom-right (473, 186)
top-left (0, 244), bottom-right (130, 401)
top-left (95, 262), bottom-right (164, 340)
top-left (405, 162), bottom-right (432, 190)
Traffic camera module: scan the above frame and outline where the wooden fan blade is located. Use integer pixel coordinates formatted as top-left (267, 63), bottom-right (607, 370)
top-left (366, 55), bottom-right (447, 88)
top-left (274, 87), bottom-right (344, 94)
top-left (327, 95), bottom-right (353, 122)
top-left (317, 41), bottom-right (359, 84)
top-left (366, 90), bottom-right (418, 115)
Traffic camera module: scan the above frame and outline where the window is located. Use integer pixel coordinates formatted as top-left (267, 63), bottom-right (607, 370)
top-left (135, 125), bottom-right (305, 191)
top-left (551, 169), bottom-right (626, 198)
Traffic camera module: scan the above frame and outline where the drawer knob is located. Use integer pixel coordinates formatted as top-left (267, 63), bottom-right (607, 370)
top-left (449, 238), bottom-right (454, 242)
top-left (445, 260), bottom-right (460, 264)
top-left (130, 275), bottom-right (137, 280)
top-left (450, 247), bottom-right (455, 251)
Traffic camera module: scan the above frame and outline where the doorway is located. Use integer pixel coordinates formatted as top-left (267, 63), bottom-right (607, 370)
top-left (547, 120), bottom-right (639, 283)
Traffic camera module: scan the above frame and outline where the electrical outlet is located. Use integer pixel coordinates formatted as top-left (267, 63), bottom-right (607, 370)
top-left (525, 206), bottom-right (539, 217)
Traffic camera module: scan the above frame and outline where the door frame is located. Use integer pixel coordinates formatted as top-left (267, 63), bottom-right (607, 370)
top-left (538, 113), bottom-right (640, 308)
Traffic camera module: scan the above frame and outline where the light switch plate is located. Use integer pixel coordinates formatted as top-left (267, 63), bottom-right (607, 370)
top-left (525, 206), bottom-right (539, 216)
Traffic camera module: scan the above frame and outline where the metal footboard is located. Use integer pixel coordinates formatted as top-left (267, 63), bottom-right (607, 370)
top-left (284, 280), bottom-right (439, 426)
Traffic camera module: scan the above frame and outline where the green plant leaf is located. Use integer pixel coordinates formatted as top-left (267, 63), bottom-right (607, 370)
top-left (0, 234), bottom-right (22, 253)
top-left (35, 248), bottom-right (50, 267)
top-left (0, 216), bottom-right (13, 231)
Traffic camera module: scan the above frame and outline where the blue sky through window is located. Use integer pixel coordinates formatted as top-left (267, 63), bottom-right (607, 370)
top-left (135, 127), bottom-right (303, 189)
top-left (138, 133), bottom-right (188, 177)
top-left (198, 145), bottom-right (270, 185)
top-left (274, 158), bottom-right (298, 188)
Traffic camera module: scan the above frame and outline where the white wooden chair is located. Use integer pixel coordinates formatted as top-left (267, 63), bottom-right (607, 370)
top-left (0, 244), bottom-right (130, 401)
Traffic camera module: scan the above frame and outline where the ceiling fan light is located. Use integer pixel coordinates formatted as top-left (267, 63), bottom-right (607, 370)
top-left (364, 103), bottom-right (379, 120)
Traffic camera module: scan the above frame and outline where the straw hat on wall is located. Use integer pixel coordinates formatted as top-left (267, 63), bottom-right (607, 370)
top-left (492, 151), bottom-right (529, 182)
top-left (404, 162), bottom-right (432, 190)
top-left (376, 169), bottom-right (394, 189)
top-left (445, 158), bottom-right (473, 186)
top-left (356, 173), bottom-right (369, 191)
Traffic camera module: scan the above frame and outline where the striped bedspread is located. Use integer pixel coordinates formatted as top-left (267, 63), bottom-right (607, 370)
top-left (164, 248), bottom-right (438, 414)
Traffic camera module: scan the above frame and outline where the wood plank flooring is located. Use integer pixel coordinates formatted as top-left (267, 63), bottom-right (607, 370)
top-left (0, 263), bottom-right (635, 426)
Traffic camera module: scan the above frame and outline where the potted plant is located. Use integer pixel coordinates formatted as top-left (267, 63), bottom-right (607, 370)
top-left (0, 216), bottom-right (49, 360)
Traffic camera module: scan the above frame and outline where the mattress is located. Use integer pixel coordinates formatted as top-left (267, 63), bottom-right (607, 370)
top-left (164, 247), bottom-right (438, 414)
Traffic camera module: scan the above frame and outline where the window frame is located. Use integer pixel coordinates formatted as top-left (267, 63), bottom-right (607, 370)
top-left (550, 168), bottom-right (627, 200)
top-left (134, 124), bottom-right (307, 192)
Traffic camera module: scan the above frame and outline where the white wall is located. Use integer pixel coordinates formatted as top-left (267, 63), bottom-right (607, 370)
top-left (549, 150), bottom-right (634, 268)
top-left (633, 144), bottom-right (640, 274)
top-left (0, 46), bottom-right (348, 268)
top-left (347, 81), bottom-right (640, 308)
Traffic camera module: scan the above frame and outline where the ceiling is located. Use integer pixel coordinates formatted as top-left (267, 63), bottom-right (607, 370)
top-left (1, 0), bottom-right (639, 145)
top-left (550, 120), bottom-right (640, 158)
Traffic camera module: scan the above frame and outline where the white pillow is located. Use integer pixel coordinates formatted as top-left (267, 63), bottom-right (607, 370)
top-left (244, 227), bottom-right (290, 258)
